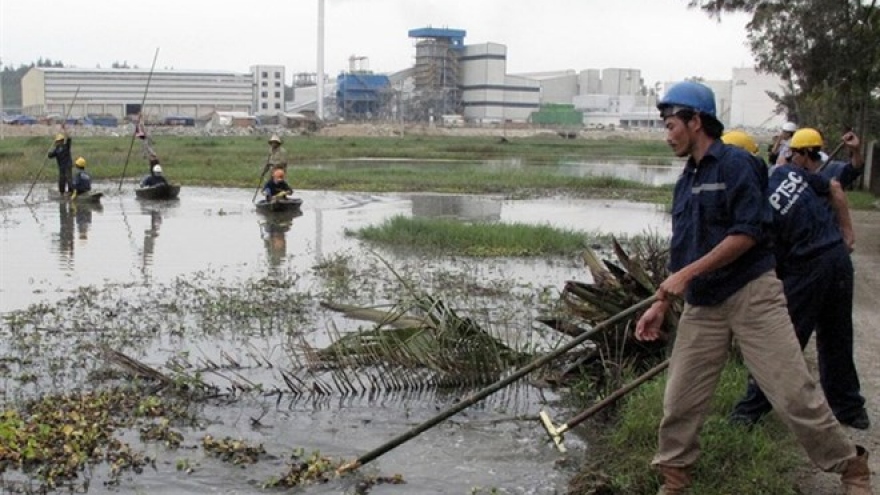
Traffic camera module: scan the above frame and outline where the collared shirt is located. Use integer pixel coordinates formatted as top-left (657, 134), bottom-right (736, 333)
top-left (768, 164), bottom-right (842, 270)
top-left (669, 141), bottom-right (776, 306)
top-left (817, 159), bottom-right (862, 189)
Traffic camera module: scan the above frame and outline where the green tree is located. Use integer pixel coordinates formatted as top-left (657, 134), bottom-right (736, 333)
top-left (1, 58), bottom-right (65, 111)
top-left (689, 0), bottom-right (880, 138)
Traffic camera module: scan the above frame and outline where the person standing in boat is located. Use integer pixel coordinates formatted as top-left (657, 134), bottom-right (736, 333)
top-left (70, 157), bottom-right (92, 200)
top-left (264, 134), bottom-right (288, 174)
top-left (140, 164), bottom-right (169, 188)
top-left (48, 123), bottom-right (74, 195)
top-left (262, 168), bottom-right (293, 201)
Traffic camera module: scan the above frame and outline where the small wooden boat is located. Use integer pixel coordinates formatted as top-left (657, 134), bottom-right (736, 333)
top-left (49, 189), bottom-right (103, 204)
top-left (135, 183), bottom-right (181, 200)
top-left (255, 197), bottom-right (304, 214)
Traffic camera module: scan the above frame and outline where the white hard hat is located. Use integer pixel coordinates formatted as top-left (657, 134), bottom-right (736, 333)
top-left (782, 121), bottom-right (797, 132)
top-left (152, 165), bottom-right (163, 174)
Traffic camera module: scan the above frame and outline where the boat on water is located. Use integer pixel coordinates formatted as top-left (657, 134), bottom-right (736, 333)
top-left (135, 183), bottom-right (181, 200)
top-left (49, 189), bottom-right (104, 204)
top-left (255, 197), bottom-right (304, 214)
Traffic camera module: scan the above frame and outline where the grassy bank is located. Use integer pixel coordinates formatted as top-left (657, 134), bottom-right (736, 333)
top-left (0, 134), bottom-right (674, 198)
top-left (351, 215), bottom-right (591, 256)
top-left (570, 359), bottom-right (804, 494)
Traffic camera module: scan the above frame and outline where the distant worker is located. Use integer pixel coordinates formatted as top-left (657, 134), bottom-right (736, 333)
top-left (263, 168), bottom-right (293, 201)
top-left (264, 134), bottom-right (288, 174)
top-left (48, 123), bottom-right (74, 194)
top-left (71, 157), bottom-right (92, 200)
top-left (769, 121), bottom-right (797, 166)
top-left (140, 164), bottom-right (169, 188)
top-left (720, 129), bottom-right (760, 156)
top-left (792, 128), bottom-right (865, 189)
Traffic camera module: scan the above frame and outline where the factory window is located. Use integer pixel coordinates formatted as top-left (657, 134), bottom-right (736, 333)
top-left (262, 81), bottom-right (268, 87)
top-left (274, 71), bottom-right (281, 79)
top-left (274, 91), bottom-right (281, 98)
top-left (262, 72), bottom-right (268, 78)
top-left (274, 81), bottom-right (281, 87)
top-left (274, 103), bottom-right (281, 109)
top-left (261, 91), bottom-right (268, 98)
top-left (262, 102), bottom-right (268, 109)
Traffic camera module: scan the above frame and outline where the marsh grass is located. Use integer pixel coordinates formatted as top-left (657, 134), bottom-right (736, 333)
top-left (570, 359), bottom-right (802, 494)
top-left (0, 134), bottom-right (672, 196)
top-left (351, 215), bottom-right (590, 256)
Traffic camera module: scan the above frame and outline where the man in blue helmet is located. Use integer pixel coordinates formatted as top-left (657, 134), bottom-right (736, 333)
top-left (634, 81), bottom-right (871, 494)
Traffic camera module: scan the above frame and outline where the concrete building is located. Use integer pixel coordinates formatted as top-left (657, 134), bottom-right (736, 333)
top-left (458, 42), bottom-right (540, 123)
top-left (728, 67), bottom-right (787, 130)
top-left (21, 67), bottom-right (254, 121)
top-left (251, 65), bottom-right (286, 116)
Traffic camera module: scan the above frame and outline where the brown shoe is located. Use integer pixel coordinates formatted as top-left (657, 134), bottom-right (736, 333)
top-left (841, 446), bottom-right (873, 495)
top-left (657, 465), bottom-right (691, 495)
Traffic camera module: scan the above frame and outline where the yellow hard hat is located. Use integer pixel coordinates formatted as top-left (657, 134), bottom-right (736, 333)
top-left (268, 134), bottom-right (282, 144)
top-left (54, 134), bottom-right (65, 142)
top-left (790, 128), bottom-right (823, 150)
top-left (75, 157), bottom-right (87, 168)
top-left (721, 130), bottom-right (759, 154)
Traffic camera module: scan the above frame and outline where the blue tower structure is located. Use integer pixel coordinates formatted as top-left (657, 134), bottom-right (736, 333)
top-left (335, 72), bottom-right (391, 120)
top-left (408, 27), bottom-right (467, 120)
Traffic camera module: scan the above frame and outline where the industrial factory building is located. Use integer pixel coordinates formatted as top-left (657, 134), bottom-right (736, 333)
top-left (20, 65), bottom-right (284, 121)
top-left (17, 25), bottom-right (785, 130)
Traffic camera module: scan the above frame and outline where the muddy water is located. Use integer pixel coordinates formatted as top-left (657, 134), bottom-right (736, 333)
top-left (0, 183), bottom-right (670, 494)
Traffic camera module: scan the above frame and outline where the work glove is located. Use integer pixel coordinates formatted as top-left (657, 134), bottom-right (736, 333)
top-left (70, 191), bottom-right (78, 201)
top-left (273, 191), bottom-right (288, 198)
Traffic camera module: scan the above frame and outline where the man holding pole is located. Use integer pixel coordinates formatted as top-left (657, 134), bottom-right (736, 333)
top-left (634, 80), bottom-right (871, 494)
top-left (48, 123), bottom-right (74, 194)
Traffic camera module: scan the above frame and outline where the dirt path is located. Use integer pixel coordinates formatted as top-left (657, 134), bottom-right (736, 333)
top-left (796, 208), bottom-right (880, 493)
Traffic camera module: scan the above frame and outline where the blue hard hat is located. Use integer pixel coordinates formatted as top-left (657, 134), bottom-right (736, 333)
top-left (657, 81), bottom-right (717, 117)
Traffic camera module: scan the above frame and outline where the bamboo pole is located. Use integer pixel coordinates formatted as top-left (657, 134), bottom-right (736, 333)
top-left (336, 295), bottom-right (658, 474)
top-left (118, 48), bottom-right (160, 192)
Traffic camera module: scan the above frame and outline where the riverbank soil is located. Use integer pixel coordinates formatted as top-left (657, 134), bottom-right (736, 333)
top-left (795, 208), bottom-right (879, 493)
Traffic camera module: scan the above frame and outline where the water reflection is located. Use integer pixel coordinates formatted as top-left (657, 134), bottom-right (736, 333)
top-left (259, 210), bottom-right (302, 268)
top-left (55, 201), bottom-right (75, 269)
top-left (558, 161), bottom-right (682, 186)
top-left (410, 194), bottom-right (502, 222)
top-left (72, 201), bottom-right (102, 240)
top-left (141, 207), bottom-right (163, 275)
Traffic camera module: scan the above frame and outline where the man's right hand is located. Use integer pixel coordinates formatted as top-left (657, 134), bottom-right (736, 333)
top-left (635, 301), bottom-right (669, 342)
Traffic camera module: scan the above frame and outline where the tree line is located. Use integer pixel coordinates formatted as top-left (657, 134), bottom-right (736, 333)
top-left (690, 0), bottom-right (879, 138)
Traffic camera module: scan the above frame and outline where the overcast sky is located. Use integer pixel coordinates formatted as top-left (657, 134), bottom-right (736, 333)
top-left (1, 0), bottom-right (755, 86)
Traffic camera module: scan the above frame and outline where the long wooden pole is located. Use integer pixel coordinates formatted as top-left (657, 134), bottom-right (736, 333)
top-left (118, 48), bottom-right (160, 192)
top-left (336, 295), bottom-right (658, 474)
top-left (251, 151), bottom-right (274, 203)
top-left (24, 86), bottom-right (81, 202)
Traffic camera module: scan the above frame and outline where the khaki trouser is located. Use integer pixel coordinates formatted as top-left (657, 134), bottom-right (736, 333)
top-left (653, 271), bottom-right (856, 473)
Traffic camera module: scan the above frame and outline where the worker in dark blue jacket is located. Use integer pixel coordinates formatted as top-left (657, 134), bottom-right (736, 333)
top-left (633, 81), bottom-right (870, 493)
top-left (727, 131), bottom-right (868, 430)
top-left (71, 157), bottom-right (92, 200)
top-left (793, 128), bottom-right (865, 189)
top-left (262, 168), bottom-right (293, 201)
top-left (48, 124), bottom-right (74, 194)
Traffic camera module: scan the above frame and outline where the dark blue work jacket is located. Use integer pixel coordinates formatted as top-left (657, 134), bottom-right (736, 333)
top-left (73, 170), bottom-right (92, 193)
top-left (263, 179), bottom-right (292, 199)
top-left (669, 141), bottom-right (775, 306)
top-left (818, 159), bottom-right (862, 189)
top-left (768, 164), bottom-right (842, 270)
top-left (48, 138), bottom-right (73, 169)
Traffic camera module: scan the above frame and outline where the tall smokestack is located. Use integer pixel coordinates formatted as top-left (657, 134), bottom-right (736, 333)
top-left (317, 0), bottom-right (325, 120)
